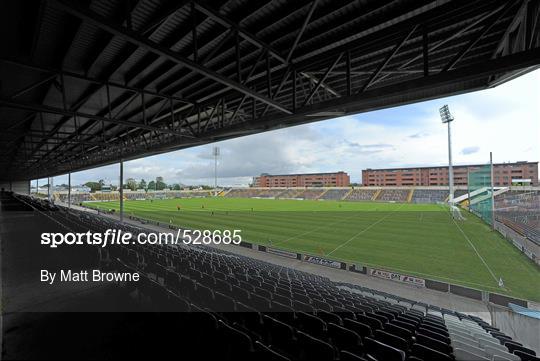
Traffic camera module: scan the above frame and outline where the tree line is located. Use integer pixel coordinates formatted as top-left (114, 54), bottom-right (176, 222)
top-left (84, 177), bottom-right (213, 192)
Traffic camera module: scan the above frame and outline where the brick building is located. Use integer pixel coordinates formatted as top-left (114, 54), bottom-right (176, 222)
top-left (362, 162), bottom-right (538, 187)
top-left (253, 172), bottom-right (350, 188)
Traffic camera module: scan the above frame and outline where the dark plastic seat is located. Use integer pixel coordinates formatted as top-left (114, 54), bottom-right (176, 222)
top-left (356, 313), bottom-right (383, 330)
top-left (504, 342), bottom-right (536, 356)
top-left (292, 300), bottom-right (315, 313)
top-left (340, 350), bottom-right (368, 361)
top-left (254, 341), bottom-right (291, 361)
top-left (513, 349), bottom-right (539, 361)
top-left (254, 286), bottom-right (273, 300)
top-left (385, 323), bottom-right (413, 340)
top-left (193, 283), bottom-right (214, 308)
top-left (179, 276), bottom-right (197, 299)
top-left (377, 310), bottom-right (396, 322)
top-left (415, 332), bottom-right (452, 354)
top-left (397, 314), bottom-right (419, 326)
top-left (364, 337), bottom-right (405, 361)
top-left (420, 321), bottom-right (449, 336)
top-left (231, 285), bottom-right (251, 304)
top-left (366, 312), bottom-right (389, 325)
top-left (297, 331), bottom-right (336, 360)
top-left (344, 318), bottom-right (373, 339)
top-left (240, 280), bottom-right (256, 292)
top-left (292, 292), bottom-right (311, 304)
top-left (219, 320), bottom-right (254, 360)
top-left (374, 329), bottom-right (408, 353)
top-left (354, 304), bottom-right (374, 313)
top-left (261, 282), bottom-right (276, 293)
top-left (318, 310), bottom-right (342, 326)
top-left (263, 315), bottom-right (296, 355)
top-left (391, 319), bottom-right (416, 333)
top-left (410, 343), bottom-right (453, 361)
top-left (295, 312), bottom-right (327, 339)
top-left (214, 278), bottom-right (232, 294)
top-left (273, 293), bottom-right (292, 307)
top-left (250, 292), bottom-right (271, 312)
top-left (164, 269), bottom-right (181, 293)
top-left (213, 291), bottom-right (236, 312)
top-left (333, 307), bottom-right (356, 321)
top-left (328, 322), bottom-right (363, 354)
top-left (417, 327), bottom-right (450, 344)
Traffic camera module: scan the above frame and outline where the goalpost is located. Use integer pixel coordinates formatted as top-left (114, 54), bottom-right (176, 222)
top-left (467, 156), bottom-right (495, 227)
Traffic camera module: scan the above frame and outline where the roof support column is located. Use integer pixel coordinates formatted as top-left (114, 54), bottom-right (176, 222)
top-left (68, 172), bottom-right (71, 209)
top-left (119, 160), bottom-right (124, 223)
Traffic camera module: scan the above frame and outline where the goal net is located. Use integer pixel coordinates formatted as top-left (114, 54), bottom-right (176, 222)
top-left (468, 163), bottom-right (494, 226)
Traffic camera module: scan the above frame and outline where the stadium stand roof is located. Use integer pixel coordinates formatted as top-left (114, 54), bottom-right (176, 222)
top-left (1, 0), bottom-right (539, 181)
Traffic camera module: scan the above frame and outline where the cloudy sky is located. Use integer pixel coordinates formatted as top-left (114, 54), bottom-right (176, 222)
top-left (46, 69), bottom-right (539, 187)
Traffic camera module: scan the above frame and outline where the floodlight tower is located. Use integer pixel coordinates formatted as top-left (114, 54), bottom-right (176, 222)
top-left (439, 105), bottom-right (455, 205)
top-left (213, 146), bottom-right (220, 196)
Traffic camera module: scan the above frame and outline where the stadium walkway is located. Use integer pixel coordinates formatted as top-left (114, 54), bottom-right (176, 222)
top-left (74, 203), bottom-right (492, 323)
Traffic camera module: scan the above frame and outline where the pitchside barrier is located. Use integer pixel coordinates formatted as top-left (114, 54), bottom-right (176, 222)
top-left (250, 242), bottom-right (530, 309)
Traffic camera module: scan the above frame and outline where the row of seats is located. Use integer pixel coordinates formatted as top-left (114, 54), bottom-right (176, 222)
top-left (411, 190), bottom-right (448, 204)
top-left (346, 189), bottom-right (377, 201)
top-left (376, 189), bottom-right (409, 202)
top-left (321, 189), bottom-right (350, 200)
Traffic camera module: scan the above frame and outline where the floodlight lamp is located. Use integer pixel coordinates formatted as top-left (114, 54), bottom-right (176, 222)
top-left (439, 105), bottom-right (454, 123)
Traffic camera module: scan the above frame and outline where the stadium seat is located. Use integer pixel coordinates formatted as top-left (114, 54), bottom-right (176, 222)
top-left (513, 350), bottom-right (540, 361)
top-left (339, 350), bottom-right (369, 361)
top-left (415, 332), bottom-right (452, 354)
top-left (327, 322), bottom-right (363, 354)
top-left (213, 291), bottom-right (236, 312)
top-left (504, 341), bottom-right (536, 357)
top-left (292, 300), bottom-right (315, 313)
top-left (230, 285), bottom-right (251, 304)
top-left (254, 341), bottom-right (291, 361)
top-left (364, 337), bottom-right (406, 361)
top-left (318, 310), bottom-right (343, 326)
top-left (297, 331), bottom-right (336, 360)
top-left (272, 293), bottom-right (293, 307)
top-left (419, 326), bottom-right (450, 344)
top-left (295, 312), bottom-right (327, 339)
top-left (263, 315), bottom-right (296, 355)
top-left (374, 329), bottom-right (408, 353)
top-left (483, 345), bottom-right (521, 361)
top-left (250, 292), bottom-right (272, 312)
top-left (410, 343), bottom-right (453, 361)
top-left (356, 313), bottom-right (384, 331)
top-left (453, 347), bottom-right (490, 361)
top-left (384, 323), bottom-right (413, 341)
top-left (193, 283), bottom-right (214, 308)
top-left (219, 320), bottom-right (255, 360)
top-left (344, 319), bottom-right (374, 339)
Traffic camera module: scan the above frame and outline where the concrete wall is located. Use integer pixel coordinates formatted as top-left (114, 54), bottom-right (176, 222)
top-left (490, 304), bottom-right (540, 354)
top-left (0, 180), bottom-right (29, 194)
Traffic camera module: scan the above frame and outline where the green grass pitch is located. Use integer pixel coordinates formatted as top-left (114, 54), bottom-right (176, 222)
top-left (85, 197), bottom-right (540, 302)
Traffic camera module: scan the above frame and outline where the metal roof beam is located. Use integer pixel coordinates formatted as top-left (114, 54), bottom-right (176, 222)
top-left (0, 58), bottom-right (191, 104)
top-left (0, 98), bottom-right (193, 138)
top-left (52, 0), bottom-right (292, 115)
top-left (193, 2), bottom-right (287, 65)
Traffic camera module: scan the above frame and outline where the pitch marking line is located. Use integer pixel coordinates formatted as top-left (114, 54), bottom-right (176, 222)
top-left (272, 211), bottom-right (363, 247)
top-left (326, 204), bottom-right (405, 257)
top-left (451, 216), bottom-right (501, 287)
